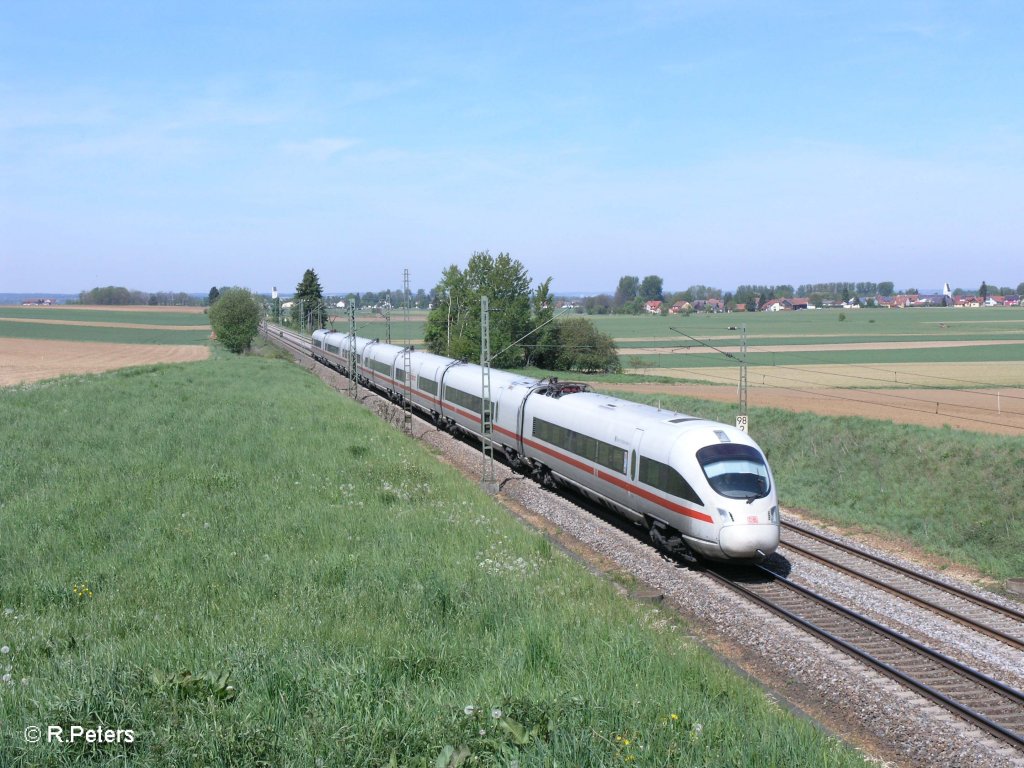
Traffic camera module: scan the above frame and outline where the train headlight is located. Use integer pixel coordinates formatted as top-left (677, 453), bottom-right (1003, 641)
top-left (768, 505), bottom-right (779, 523)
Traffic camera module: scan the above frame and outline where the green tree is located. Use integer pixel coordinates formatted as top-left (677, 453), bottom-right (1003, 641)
top-left (528, 277), bottom-right (559, 368)
top-left (613, 275), bottom-right (639, 310)
top-left (209, 288), bottom-right (263, 353)
top-left (208, 286), bottom-right (220, 305)
top-left (292, 269), bottom-right (326, 329)
top-left (877, 281), bottom-right (894, 296)
top-left (639, 275), bottom-right (664, 301)
top-left (980, 281), bottom-right (989, 302)
top-left (549, 317), bottom-right (621, 373)
top-left (424, 251), bottom-right (534, 367)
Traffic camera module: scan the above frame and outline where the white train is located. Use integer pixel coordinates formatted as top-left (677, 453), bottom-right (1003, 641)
top-left (311, 329), bottom-right (779, 562)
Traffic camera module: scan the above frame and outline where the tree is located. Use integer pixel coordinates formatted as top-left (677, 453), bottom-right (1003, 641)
top-left (548, 317), bottom-right (621, 373)
top-left (292, 269), bottom-right (326, 329)
top-left (980, 281), bottom-right (989, 302)
top-left (424, 251), bottom-right (534, 367)
top-left (877, 281), bottom-right (894, 296)
top-left (613, 276), bottom-right (640, 310)
top-left (528, 277), bottom-right (558, 368)
top-left (1017, 282), bottom-right (1024, 295)
top-left (209, 288), bottom-right (262, 353)
top-left (639, 275), bottom-right (663, 302)
top-left (208, 286), bottom-right (220, 305)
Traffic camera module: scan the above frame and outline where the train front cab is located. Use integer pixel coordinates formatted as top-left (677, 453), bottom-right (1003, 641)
top-left (689, 439), bottom-right (779, 560)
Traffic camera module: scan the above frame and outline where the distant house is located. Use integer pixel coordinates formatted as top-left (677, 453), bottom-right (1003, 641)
top-left (1005, 295), bottom-right (1021, 306)
top-left (21, 298), bottom-right (58, 306)
top-left (644, 300), bottom-right (663, 314)
top-left (785, 298), bottom-right (811, 310)
top-left (668, 300), bottom-right (692, 314)
top-left (762, 299), bottom-right (784, 312)
top-left (693, 298), bottom-right (723, 313)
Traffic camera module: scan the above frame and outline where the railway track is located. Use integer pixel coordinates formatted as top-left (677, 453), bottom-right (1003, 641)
top-left (705, 564), bottom-right (1024, 749)
top-left (262, 322), bottom-right (312, 356)
top-left (262, 323), bottom-right (1024, 755)
top-left (778, 520), bottom-right (1024, 652)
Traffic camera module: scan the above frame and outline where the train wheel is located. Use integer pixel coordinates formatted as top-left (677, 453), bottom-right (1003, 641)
top-left (648, 521), bottom-right (699, 564)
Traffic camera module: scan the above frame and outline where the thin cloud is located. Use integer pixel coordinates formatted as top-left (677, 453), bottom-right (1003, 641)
top-left (282, 137), bottom-right (359, 161)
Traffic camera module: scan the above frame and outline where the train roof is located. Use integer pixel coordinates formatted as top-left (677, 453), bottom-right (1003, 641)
top-left (554, 391), bottom-right (713, 429)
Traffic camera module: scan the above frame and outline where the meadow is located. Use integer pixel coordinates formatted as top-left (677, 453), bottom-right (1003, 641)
top-left (0, 350), bottom-right (864, 767)
top-left (0, 320), bottom-right (212, 346)
top-left (0, 307), bottom-right (212, 327)
top-left (0, 307), bottom-right (212, 346)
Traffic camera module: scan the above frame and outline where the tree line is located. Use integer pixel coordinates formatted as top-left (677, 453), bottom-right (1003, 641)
top-left (76, 286), bottom-right (209, 306)
top-left (577, 277), bottom-right (1024, 315)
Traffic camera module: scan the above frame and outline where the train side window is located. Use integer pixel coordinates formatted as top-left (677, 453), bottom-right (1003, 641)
top-left (444, 386), bottom-right (483, 414)
top-left (532, 417), bottom-right (625, 474)
top-left (638, 456), bottom-right (703, 506)
top-left (418, 376), bottom-right (438, 396)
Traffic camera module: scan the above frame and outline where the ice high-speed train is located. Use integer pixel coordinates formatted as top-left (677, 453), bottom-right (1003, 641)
top-left (311, 330), bottom-right (779, 562)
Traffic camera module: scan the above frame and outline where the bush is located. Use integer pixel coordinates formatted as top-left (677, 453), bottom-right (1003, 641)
top-left (551, 317), bottom-right (622, 373)
top-left (209, 288), bottom-right (262, 353)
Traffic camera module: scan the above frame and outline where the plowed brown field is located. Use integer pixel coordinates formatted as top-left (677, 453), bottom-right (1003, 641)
top-left (0, 338), bottom-right (210, 386)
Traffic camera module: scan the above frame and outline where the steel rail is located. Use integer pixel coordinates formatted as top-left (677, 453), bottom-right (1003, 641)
top-left (779, 521), bottom-right (1024, 655)
top-left (705, 566), bottom-right (1024, 750)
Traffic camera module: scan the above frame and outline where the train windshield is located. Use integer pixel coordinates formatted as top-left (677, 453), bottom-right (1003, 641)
top-left (696, 444), bottom-right (771, 500)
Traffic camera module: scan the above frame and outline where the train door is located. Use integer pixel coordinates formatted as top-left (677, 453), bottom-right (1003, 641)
top-left (627, 428), bottom-right (644, 499)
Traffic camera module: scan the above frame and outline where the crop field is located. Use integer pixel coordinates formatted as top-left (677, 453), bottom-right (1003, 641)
top-left (0, 351), bottom-right (864, 767)
top-left (0, 306), bottom-right (211, 386)
top-left (589, 308), bottom-right (1024, 435)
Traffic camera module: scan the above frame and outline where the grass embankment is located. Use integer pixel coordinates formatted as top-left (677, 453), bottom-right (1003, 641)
top-left (0, 355), bottom-right (862, 766)
top-left (612, 392), bottom-right (1024, 580)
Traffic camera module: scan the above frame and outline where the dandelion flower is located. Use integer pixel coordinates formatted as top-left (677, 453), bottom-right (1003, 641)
top-left (0, 646), bottom-right (9, 654)
top-left (464, 705), bottom-right (477, 716)
top-left (670, 713), bottom-right (679, 721)
top-left (491, 708), bottom-right (503, 719)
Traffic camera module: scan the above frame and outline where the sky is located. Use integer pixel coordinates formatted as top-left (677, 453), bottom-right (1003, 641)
top-left (2, 1), bottom-right (1022, 296)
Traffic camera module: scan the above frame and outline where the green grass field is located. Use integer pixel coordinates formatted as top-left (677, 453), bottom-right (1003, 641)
top-left (0, 320), bottom-right (212, 345)
top-left (0, 307), bottom-right (212, 346)
top-left (624, 342), bottom-right (1024, 368)
top-left (0, 308), bottom-right (212, 326)
top-left (0, 351), bottom-right (864, 767)
top-left (588, 305), bottom-right (1024, 341)
top-left (310, 306), bottom-right (1024, 370)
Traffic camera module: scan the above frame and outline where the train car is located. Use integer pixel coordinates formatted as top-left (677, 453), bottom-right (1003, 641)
top-left (519, 390), bottom-right (778, 561)
top-left (307, 331), bottom-right (779, 562)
